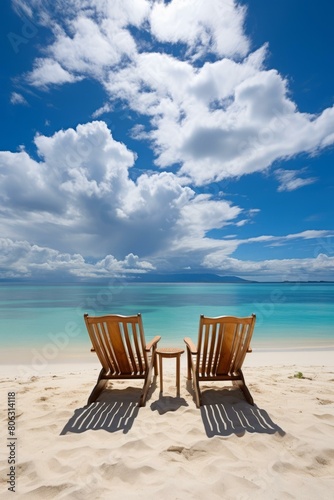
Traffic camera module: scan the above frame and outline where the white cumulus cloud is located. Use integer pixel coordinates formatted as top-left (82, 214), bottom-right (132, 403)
top-left (4, 0), bottom-right (334, 280)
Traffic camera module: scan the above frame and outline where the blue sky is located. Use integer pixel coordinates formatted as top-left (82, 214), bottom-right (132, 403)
top-left (1, 0), bottom-right (334, 281)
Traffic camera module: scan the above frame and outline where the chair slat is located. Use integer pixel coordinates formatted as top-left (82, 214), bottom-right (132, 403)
top-left (122, 322), bottom-right (137, 373)
top-left (101, 321), bottom-right (120, 374)
top-left (201, 323), bottom-right (210, 376)
top-left (132, 321), bottom-right (144, 374)
top-left (96, 322), bottom-right (117, 373)
top-left (212, 322), bottom-right (223, 374)
top-left (207, 322), bottom-right (217, 376)
top-left (216, 322), bottom-right (237, 375)
top-left (108, 321), bottom-right (132, 374)
top-left (232, 324), bottom-right (251, 372)
top-left (89, 323), bottom-right (109, 373)
top-left (196, 317), bottom-right (202, 374)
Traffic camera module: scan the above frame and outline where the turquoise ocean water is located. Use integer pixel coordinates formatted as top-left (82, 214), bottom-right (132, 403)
top-left (1, 282), bottom-right (333, 364)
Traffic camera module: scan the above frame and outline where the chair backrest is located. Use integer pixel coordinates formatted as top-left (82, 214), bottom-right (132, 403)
top-left (84, 313), bottom-right (148, 376)
top-left (196, 314), bottom-right (256, 377)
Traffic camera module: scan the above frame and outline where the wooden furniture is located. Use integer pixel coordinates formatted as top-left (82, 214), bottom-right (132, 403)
top-left (184, 314), bottom-right (256, 407)
top-left (84, 313), bottom-right (161, 406)
top-left (156, 347), bottom-right (184, 396)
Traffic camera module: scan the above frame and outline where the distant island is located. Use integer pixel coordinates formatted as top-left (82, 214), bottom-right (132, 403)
top-left (133, 273), bottom-right (257, 283)
top-left (2, 275), bottom-right (333, 284)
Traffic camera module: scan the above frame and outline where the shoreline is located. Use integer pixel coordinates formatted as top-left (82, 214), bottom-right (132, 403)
top-left (1, 346), bottom-right (333, 378)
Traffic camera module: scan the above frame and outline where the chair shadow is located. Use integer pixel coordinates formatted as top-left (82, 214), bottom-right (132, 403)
top-left (60, 378), bottom-right (158, 435)
top-left (187, 383), bottom-right (285, 438)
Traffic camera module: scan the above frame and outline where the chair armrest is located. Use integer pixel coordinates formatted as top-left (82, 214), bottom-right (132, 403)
top-left (90, 347), bottom-right (95, 352)
top-left (247, 346), bottom-right (252, 353)
top-left (145, 335), bottom-right (161, 351)
top-left (184, 337), bottom-right (197, 354)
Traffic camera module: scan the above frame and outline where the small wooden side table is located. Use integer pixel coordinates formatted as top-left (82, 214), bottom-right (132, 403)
top-left (156, 347), bottom-right (184, 396)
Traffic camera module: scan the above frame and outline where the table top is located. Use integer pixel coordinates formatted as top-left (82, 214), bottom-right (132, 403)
top-left (156, 347), bottom-right (184, 356)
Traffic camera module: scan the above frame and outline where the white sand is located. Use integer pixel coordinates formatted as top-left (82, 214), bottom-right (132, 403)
top-left (1, 350), bottom-right (334, 499)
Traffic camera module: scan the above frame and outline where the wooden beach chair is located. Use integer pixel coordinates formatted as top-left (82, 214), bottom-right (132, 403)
top-left (84, 313), bottom-right (161, 406)
top-left (184, 314), bottom-right (256, 407)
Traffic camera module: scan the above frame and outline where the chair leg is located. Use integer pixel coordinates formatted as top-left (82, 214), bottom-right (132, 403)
top-left (186, 348), bottom-right (201, 407)
top-left (87, 369), bottom-right (108, 405)
top-left (233, 370), bottom-right (254, 405)
top-left (193, 375), bottom-right (201, 408)
top-left (139, 362), bottom-right (154, 407)
top-left (153, 348), bottom-right (158, 377)
top-left (186, 348), bottom-right (192, 380)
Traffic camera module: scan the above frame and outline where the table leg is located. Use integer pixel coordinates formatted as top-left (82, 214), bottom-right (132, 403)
top-left (176, 354), bottom-right (180, 396)
top-left (159, 355), bottom-right (163, 393)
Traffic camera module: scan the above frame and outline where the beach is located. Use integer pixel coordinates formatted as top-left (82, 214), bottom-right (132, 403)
top-left (1, 350), bottom-right (334, 499)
